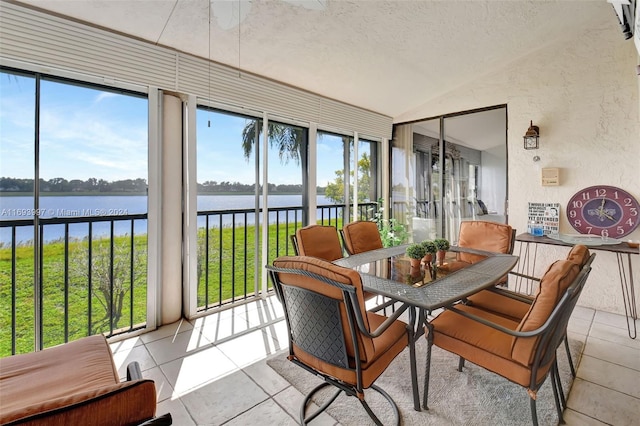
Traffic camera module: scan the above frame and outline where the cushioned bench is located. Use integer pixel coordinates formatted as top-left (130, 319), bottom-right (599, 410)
top-left (0, 334), bottom-right (170, 425)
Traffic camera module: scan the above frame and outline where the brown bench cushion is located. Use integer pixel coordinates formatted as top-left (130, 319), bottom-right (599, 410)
top-left (0, 335), bottom-right (156, 425)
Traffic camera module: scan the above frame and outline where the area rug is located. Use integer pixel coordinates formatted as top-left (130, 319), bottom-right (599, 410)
top-left (267, 337), bottom-right (583, 425)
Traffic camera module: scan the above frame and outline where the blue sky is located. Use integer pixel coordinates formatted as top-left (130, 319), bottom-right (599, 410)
top-left (0, 72), bottom-right (347, 186)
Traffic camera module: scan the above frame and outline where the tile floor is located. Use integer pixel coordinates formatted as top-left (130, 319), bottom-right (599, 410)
top-left (108, 296), bottom-right (640, 425)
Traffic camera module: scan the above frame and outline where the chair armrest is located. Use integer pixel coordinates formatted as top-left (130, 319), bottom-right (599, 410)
top-left (357, 302), bottom-right (410, 338)
top-left (484, 286), bottom-right (534, 304)
top-left (446, 293), bottom-right (570, 338)
top-left (507, 270), bottom-right (541, 282)
top-left (127, 361), bottom-right (143, 381)
top-left (4, 380), bottom-right (157, 426)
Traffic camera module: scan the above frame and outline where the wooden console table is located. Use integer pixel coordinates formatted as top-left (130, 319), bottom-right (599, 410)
top-left (514, 233), bottom-right (639, 339)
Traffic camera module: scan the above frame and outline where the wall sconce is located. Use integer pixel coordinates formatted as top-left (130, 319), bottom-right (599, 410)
top-left (523, 120), bottom-right (540, 150)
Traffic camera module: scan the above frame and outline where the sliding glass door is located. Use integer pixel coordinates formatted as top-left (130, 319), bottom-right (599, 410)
top-left (392, 106), bottom-right (507, 243)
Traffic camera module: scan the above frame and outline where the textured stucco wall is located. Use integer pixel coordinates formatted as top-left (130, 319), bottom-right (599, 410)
top-left (397, 14), bottom-right (640, 314)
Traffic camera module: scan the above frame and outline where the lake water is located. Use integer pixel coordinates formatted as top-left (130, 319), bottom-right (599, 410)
top-left (0, 194), bottom-right (340, 244)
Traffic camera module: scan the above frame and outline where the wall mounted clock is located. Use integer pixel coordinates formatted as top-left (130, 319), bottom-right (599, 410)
top-left (566, 185), bottom-right (640, 238)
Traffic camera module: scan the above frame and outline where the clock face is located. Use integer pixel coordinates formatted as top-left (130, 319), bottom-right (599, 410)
top-left (567, 185), bottom-right (640, 238)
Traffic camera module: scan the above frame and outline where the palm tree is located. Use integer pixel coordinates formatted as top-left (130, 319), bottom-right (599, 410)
top-left (241, 120), bottom-right (304, 165)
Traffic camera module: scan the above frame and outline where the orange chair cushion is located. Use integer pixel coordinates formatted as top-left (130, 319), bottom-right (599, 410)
top-left (457, 221), bottom-right (513, 264)
top-left (273, 256), bottom-right (373, 360)
top-left (511, 259), bottom-right (579, 365)
top-left (431, 305), bottom-right (551, 388)
top-left (342, 221), bottom-right (383, 254)
top-left (467, 290), bottom-right (532, 321)
top-left (295, 225), bottom-right (343, 261)
top-left (566, 244), bottom-right (590, 267)
top-left (292, 311), bottom-right (408, 388)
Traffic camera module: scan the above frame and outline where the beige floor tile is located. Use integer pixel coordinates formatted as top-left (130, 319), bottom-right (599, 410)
top-left (572, 305), bottom-right (595, 322)
top-left (593, 310), bottom-right (639, 332)
top-left (109, 335), bottom-right (143, 352)
top-left (567, 315), bottom-right (592, 337)
top-left (142, 366), bottom-right (173, 403)
top-left (145, 328), bottom-right (213, 365)
top-left (273, 385), bottom-right (338, 426)
top-left (216, 328), bottom-right (279, 369)
top-left (159, 344), bottom-right (237, 396)
top-left (195, 311), bottom-right (253, 344)
top-left (179, 369), bottom-right (269, 425)
top-left (243, 357), bottom-right (291, 396)
top-left (263, 319), bottom-right (290, 350)
top-left (140, 318), bottom-right (194, 344)
top-left (577, 355), bottom-right (640, 398)
top-left (563, 408), bottom-right (608, 425)
top-left (588, 321), bottom-right (640, 351)
top-left (240, 298), bottom-right (285, 328)
top-left (567, 378), bottom-right (640, 425)
top-left (110, 343), bottom-right (156, 379)
top-left (224, 399), bottom-right (298, 426)
top-left (583, 335), bottom-right (640, 371)
top-left (156, 398), bottom-right (196, 426)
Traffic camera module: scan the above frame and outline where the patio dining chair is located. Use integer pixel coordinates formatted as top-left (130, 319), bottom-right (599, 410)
top-left (423, 257), bottom-right (593, 425)
top-left (465, 244), bottom-right (594, 377)
top-left (293, 224), bottom-right (344, 261)
top-left (439, 220), bottom-right (515, 278)
top-left (267, 256), bottom-right (413, 425)
top-left (340, 220), bottom-right (383, 255)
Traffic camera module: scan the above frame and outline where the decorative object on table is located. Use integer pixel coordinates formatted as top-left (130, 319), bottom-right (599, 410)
top-left (405, 243), bottom-right (426, 268)
top-left (523, 120), bottom-right (540, 150)
top-left (527, 202), bottom-right (560, 235)
top-left (433, 238), bottom-right (450, 266)
top-left (547, 233), bottom-right (621, 247)
top-left (371, 198), bottom-right (409, 247)
top-left (566, 185), bottom-right (640, 238)
top-left (421, 240), bottom-right (438, 279)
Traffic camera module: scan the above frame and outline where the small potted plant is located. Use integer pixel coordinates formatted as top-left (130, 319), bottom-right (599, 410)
top-left (434, 238), bottom-right (450, 266)
top-left (421, 240), bottom-right (438, 279)
top-left (420, 240), bottom-right (437, 264)
top-left (405, 243), bottom-right (426, 268)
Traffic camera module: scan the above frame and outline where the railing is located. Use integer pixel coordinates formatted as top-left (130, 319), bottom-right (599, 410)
top-left (196, 202), bottom-right (377, 311)
top-left (0, 214), bottom-right (148, 356)
top-left (0, 202), bottom-right (378, 355)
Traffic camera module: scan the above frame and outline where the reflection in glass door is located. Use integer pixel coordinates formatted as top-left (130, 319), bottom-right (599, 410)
top-left (393, 106), bottom-right (507, 244)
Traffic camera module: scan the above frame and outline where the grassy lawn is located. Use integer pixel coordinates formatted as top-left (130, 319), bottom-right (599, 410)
top-left (0, 219), bottom-right (344, 356)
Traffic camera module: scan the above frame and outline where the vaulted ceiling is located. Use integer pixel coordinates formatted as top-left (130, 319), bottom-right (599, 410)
top-left (13, 0), bottom-right (616, 122)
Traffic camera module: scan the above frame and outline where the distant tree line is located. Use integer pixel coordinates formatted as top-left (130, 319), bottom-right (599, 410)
top-left (0, 177), bottom-right (148, 193)
top-left (0, 177), bottom-right (327, 195)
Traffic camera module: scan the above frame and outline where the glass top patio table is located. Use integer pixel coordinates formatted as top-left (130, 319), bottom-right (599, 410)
top-left (333, 245), bottom-right (519, 312)
top-left (333, 245), bottom-right (519, 411)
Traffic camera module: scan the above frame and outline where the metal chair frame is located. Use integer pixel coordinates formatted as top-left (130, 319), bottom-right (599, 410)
top-left (424, 258), bottom-right (593, 425)
top-left (268, 264), bottom-right (412, 425)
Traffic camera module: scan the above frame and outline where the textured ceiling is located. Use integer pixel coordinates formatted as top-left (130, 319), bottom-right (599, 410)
top-left (14, 0), bottom-right (612, 121)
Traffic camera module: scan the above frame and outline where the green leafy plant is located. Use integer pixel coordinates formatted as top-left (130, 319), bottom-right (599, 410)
top-left (405, 243), bottom-right (426, 259)
top-left (421, 240), bottom-right (438, 254)
top-left (434, 238), bottom-right (450, 251)
top-left (370, 198), bottom-right (409, 247)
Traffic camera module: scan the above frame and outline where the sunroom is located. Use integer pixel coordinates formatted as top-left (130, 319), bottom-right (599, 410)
top-left (0, 1), bottom-right (638, 425)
